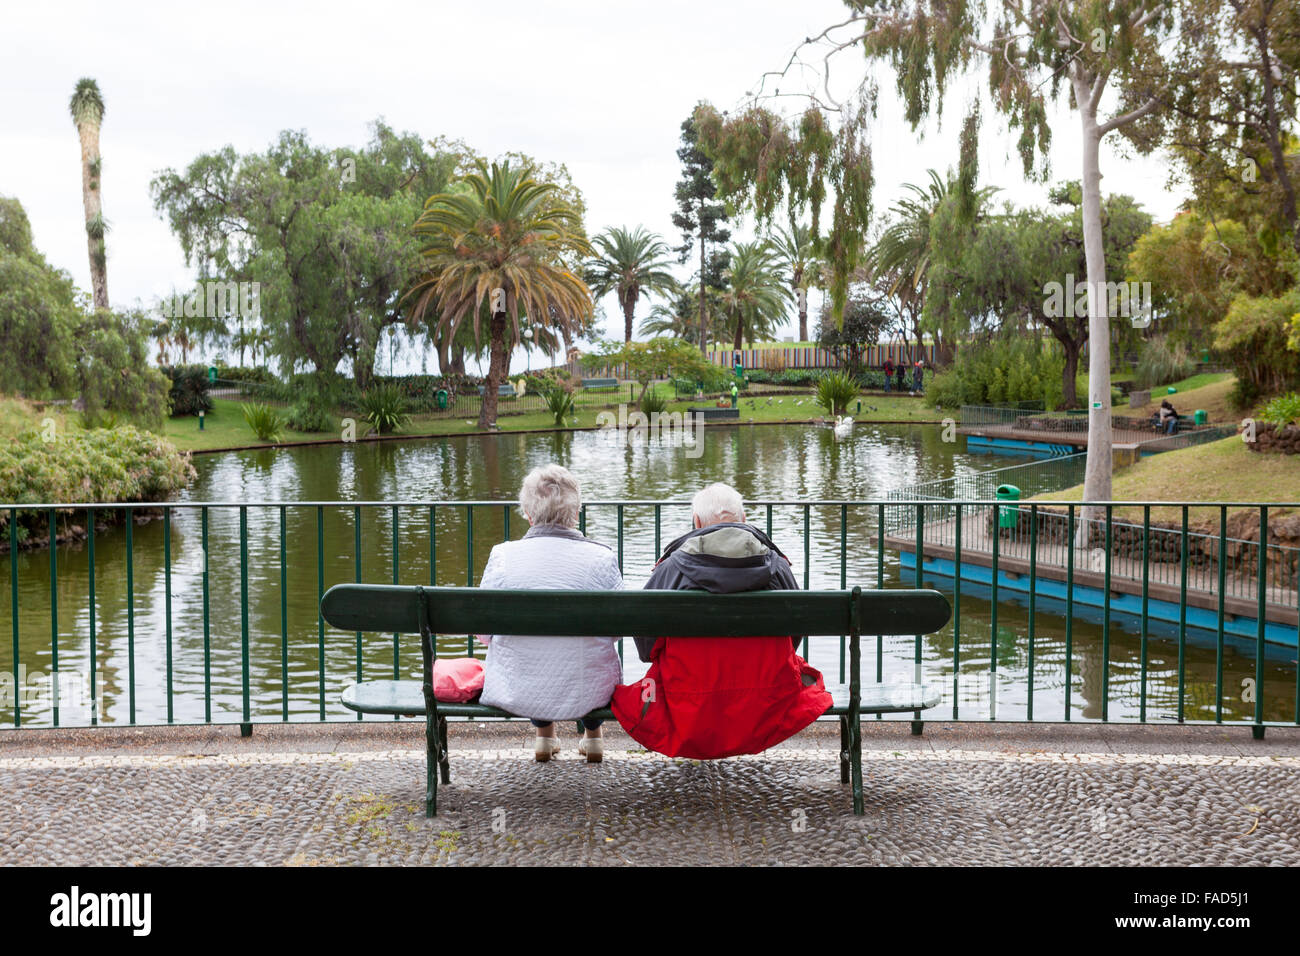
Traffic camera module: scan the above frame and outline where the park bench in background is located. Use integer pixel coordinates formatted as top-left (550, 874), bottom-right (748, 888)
top-left (580, 377), bottom-right (620, 390)
top-left (320, 585), bottom-right (951, 816)
top-left (475, 383), bottom-right (517, 397)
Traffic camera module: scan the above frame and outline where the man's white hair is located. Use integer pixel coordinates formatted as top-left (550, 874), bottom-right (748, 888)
top-left (692, 482), bottom-right (746, 527)
top-left (519, 464), bottom-right (581, 527)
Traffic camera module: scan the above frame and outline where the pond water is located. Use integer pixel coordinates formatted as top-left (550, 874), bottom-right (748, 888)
top-left (1, 423), bottom-right (1295, 727)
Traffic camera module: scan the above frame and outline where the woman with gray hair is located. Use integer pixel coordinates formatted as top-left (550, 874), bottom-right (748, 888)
top-left (476, 463), bottom-right (623, 762)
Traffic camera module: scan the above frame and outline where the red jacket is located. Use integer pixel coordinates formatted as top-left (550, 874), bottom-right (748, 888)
top-left (610, 523), bottom-right (833, 758)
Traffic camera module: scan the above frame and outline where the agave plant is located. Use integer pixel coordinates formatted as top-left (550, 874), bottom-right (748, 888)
top-left (639, 389), bottom-right (669, 415)
top-left (815, 371), bottom-right (859, 418)
top-left (358, 384), bottom-right (410, 435)
top-left (541, 384), bottom-right (575, 426)
top-left (241, 402), bottom-right (284, 443)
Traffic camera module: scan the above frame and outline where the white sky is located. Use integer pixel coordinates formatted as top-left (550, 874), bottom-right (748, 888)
top-left (1, 0), bottom-right (1187, 373)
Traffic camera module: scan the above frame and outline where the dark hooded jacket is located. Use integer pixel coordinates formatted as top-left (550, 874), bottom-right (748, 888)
top-left (634, 522), bottom-right (799, 661)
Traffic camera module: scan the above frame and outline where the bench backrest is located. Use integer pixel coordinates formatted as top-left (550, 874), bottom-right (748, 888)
top-left (320, 585), bottom-right (951, 639)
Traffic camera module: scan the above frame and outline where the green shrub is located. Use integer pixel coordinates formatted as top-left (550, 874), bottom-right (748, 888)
top-left (358, 384), bottom-right (410, 435)
top-left (286, 399), bottom-right (334, 433)
top-left (216, 365), bottom-right (277, 385)
top-left (540, 385), bottom-right (575, 426)
top-left (927, 339), bottom-right (1064, 409)
top-left (0, 426), bottom-right (195, 541)
top-left (163, 364), bottom-right (213, 417)
top-left (639, 390), bottom-right (669, 415)
top-left (241, 402), bottom-right (284, 442)
top-left (815, 371), bottom-right (859, 417)
top-left (1135, 336), bottom-right (1194, 388)
top-left (1261, 392), bottom-right (1300, 428)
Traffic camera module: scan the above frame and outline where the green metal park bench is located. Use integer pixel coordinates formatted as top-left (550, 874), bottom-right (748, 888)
top-left (319, 585), bottom-right (951, 817)
top-left (580, 377), bottom-right (620, 390)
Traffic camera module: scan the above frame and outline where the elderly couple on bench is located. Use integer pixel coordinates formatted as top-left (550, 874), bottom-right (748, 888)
top-left (476, 464), bottom-right (831, 763)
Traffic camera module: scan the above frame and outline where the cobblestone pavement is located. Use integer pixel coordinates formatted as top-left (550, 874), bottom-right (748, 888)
top-left (1, 722), bottom-right (1297, 865)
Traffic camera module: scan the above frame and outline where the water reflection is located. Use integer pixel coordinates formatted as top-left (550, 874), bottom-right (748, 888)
top-left (1, 424), bottom-right (1294, 726)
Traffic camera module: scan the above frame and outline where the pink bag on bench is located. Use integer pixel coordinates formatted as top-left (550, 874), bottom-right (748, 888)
top-left (431, 658), bottom-right (485, 703)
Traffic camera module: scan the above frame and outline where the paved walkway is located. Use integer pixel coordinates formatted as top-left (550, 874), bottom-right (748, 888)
top-left (2, 722), bottom-right (1297, 865)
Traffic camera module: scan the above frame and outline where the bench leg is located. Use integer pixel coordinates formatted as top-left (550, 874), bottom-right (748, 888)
top-left (838, 716), bottom-right (850, 784)
top-left (850, 719), bottom-right (864, 815)
top-left (911, 717), bottom-right (924, 736)
top-left (438, 716), bottom-right (451, 784)
top-left (425, 713), bottom-right (440, 817)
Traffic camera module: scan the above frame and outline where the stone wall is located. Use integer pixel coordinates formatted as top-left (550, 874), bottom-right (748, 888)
top-left (1246, 422), bottom-right (1300, 455)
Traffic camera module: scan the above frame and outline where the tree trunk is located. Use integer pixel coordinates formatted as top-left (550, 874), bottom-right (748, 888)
top-left (1076, 77), bottom-right (1113, 539)
top-left (77, 123), bottom-right (108, 311)
top-left (478, 307), bottom-right (509, 429)
top-left (436, 332), bottom-right (452, 375)
top-left (623, 289), bottom-right (635, 343)
top-left (451, 342), bottom-right (466, 376)
top-left (732, 312), bottom-right (744, 351)
top-left (1059, 334), bottom-right (1081, 408)
top-left (698, 236), bottom-right (708, 355)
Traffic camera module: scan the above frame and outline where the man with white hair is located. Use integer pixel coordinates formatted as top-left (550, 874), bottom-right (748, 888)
top-left (611, 482), bottom-right (832, 759)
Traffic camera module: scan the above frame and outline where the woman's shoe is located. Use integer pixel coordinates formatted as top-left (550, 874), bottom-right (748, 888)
top-left (578, 736), bottom-right (603, 764)
top-left (534, 736), bottom-right (561, 762)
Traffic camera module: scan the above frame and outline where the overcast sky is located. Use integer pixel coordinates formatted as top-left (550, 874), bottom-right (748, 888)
top-left (1, 0), bottom-right (1188, 372)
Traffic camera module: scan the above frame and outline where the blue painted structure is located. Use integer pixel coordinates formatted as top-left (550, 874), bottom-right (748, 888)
top-left (899, 549), bottom-right (1298, 651)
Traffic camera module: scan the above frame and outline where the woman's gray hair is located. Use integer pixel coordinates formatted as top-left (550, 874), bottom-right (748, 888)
top-left (519, 464), bottom-right (582, 528)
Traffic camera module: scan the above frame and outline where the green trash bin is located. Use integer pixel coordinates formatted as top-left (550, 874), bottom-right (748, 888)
top-left (1167, 386), bottom-right (1177, 394)
top-left (435, 388), bottom-right (449, 410)
top-left (995, 484), bottom-right (1020, 529)
top-left (1194, 409), bottom-right (1207, 425)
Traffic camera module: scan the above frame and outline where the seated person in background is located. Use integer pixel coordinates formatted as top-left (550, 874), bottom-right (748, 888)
top-left (611, 482), bottom-right (832, 759)
top-left (1158, 399), bottom-right (1180, 435)
top-left (477, 464), bottom-right (623, 763)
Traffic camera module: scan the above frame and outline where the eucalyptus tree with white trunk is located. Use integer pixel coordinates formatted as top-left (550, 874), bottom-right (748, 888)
top-left (701, 1), bottom-right (1170, 536)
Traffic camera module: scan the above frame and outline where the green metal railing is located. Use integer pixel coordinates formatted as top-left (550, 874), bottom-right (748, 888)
top-left (1, 498), bottom-right (1297, 733)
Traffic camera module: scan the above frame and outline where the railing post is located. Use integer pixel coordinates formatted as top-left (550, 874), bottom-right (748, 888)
top-left (281, 506), bottom-right (289, 722)
top-left (239, 505), bottom-right (251, 736)
top-left (87, 509), bottom-right (96, 726)
top-left (48, 509), bottom-right (58, 728)
top-left (1254, 506), bottom-right (1267, 739)
top-left (165, 507), bottom-right (173, 724)
top-left (8, 508), bottom-right (17, 728)
top-left (1065, 506), bottom-right (1073, 721)
top-left (126, 508), bottom-right (135, 725)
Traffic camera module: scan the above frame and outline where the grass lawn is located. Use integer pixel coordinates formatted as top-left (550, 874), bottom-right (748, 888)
top-left (1123, 375), bottom-right (1241, 423)
top-left (1033, 435), bottom-right (1298, 526)
top-left (159, 388), bottom-right (950, 452)
top-left (688, 390), bottom-right (945, 424)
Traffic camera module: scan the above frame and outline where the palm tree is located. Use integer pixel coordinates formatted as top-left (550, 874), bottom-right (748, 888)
top-left (869, 170), bottom-right (998, 363)
top-left (720, 242), bottom-right (789, 350)
top-left (584, 226), bottom-right (680, 342)
top-left (408, 160), bottom-right (593, 428)
top-left (69, 78), bottom-right (108, 311)
top-left (769, 221), bottom-right (820, 341)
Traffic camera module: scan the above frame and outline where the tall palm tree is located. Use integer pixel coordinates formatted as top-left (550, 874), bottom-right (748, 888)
top-left (584, 225), bottom-right (680, 342)
top-left (69, 78), bottom-right (108, 311)
top-left (408, 160), bottom-right (593, 427)
top-left (769, 221), bottom-right (820, 342)
top-left (720, 242), bottom-right (789, 350)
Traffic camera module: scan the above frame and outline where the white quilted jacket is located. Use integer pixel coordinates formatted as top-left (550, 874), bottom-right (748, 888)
top-left (476, 525), bottom-right (624, 720)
